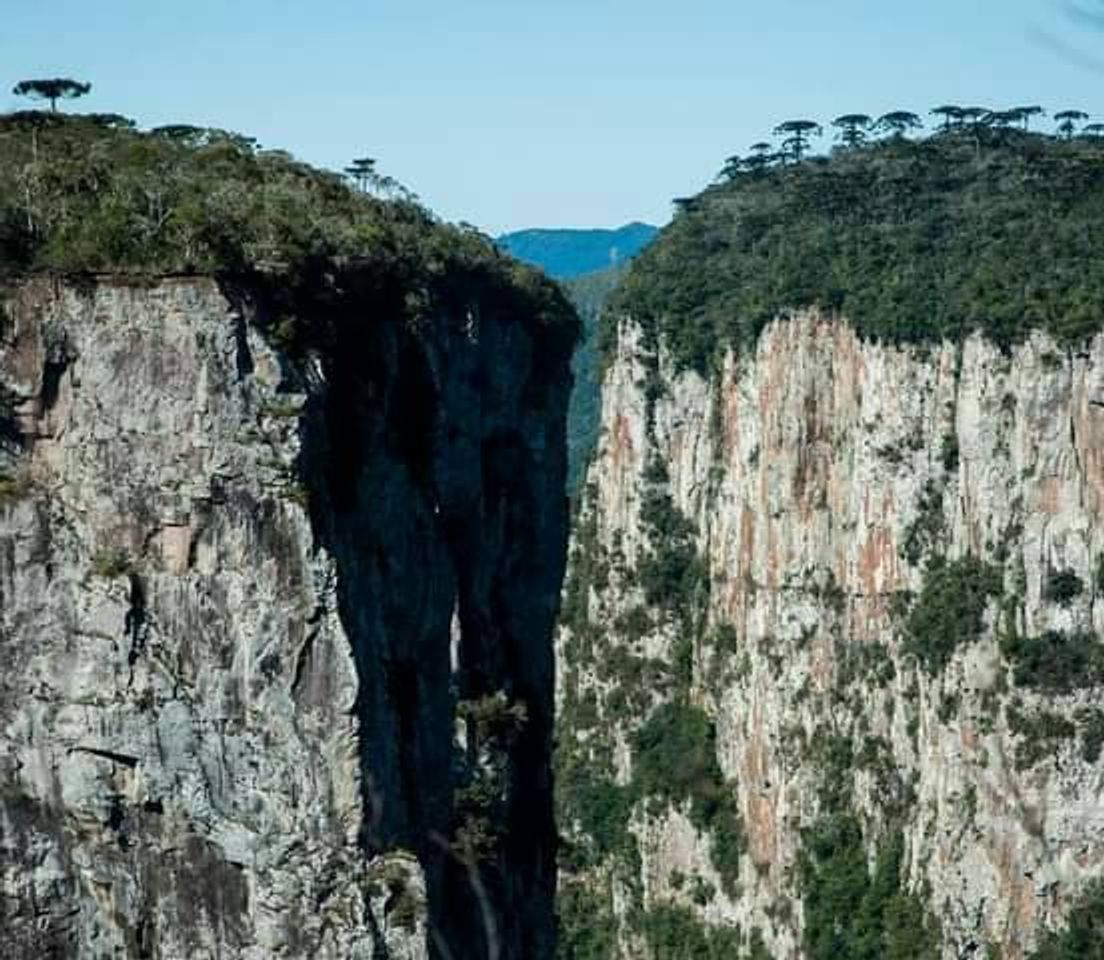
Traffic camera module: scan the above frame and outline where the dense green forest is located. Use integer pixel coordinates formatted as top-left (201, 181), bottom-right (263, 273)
top-left (0, 111), bottom-right (575, 349)
top-left (613, 127), bottom-right (1104, 372)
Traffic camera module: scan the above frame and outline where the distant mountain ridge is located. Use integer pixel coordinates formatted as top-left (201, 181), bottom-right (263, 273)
top-left (561, 264), bottom-right (628, 493)
top-left (497, 222), bottom-right (658, 279)
top-left (496, 222), bottom-right (657, 491)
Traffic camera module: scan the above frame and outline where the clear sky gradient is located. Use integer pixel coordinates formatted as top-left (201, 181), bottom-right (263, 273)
top-left (2, 1), bottom-right (1102, 232)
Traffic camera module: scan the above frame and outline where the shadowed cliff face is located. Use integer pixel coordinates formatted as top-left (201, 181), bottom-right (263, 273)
top-left (0, 276), bottom-right (573, 959)
top-left (297, 289), bottom-right (572, 957)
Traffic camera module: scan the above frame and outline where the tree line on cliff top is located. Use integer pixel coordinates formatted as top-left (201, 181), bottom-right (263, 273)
top-left (712, 106), bottom-right (1098, 179)
top-left (612, 103), bottom-right (1104, 373)
top-left (0, 76), bottom-right (576, 352)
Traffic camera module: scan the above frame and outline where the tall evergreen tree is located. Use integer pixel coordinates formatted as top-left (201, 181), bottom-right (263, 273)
top-left (876, 111), bottom-right (923, 138)
top-left (773, 120), bottom-right (822, 162)
top-left (832, 114), bottom-right (873, 148)
top-left (930, 105), bottom-right (965, 131)
top-left (1055, 110), bottom-right (1090, 139)
top-left (344, 156), bottom-right (379, 193)
top-left (1011, 105), bottom-right (1046, 131)
top-left (12, 77), bottom-right (91, 112)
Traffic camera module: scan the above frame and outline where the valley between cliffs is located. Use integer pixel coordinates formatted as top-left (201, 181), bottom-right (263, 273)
top-left (4, 112), bottom-right (1104, 960)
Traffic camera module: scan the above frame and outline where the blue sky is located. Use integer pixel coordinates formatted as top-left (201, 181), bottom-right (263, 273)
top-left (2, 1), bottom-right (1102, 232)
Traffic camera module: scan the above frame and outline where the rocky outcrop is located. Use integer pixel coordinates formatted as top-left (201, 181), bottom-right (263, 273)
top-left (558, 313), bottom-right (1104, 959)
top-left (0, 275), bottom-right (573, 959)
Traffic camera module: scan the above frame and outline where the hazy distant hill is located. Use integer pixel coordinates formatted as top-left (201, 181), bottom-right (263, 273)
top-left (496, 223), bottom-right (656, 490)
top-left (497, 222), bottom-right (658, 279)
top-left (561, 264), bottom-right (628, 492)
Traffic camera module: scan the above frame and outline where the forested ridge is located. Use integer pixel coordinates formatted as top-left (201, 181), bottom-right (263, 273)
top-left (0, 111), bottom-right (575, 351)
top-left (614, 124), bottom-right (1104, 372)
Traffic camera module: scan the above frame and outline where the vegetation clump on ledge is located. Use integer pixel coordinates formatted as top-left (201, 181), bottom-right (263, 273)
top-left (1028, 879), bottom-right (1104, 959)
top-left (0, 111), bottom-right (576, 351)
top-left (902, 555), bottom-right (1002, 675)
top-left (798, 816), bottom-right (942, 960)
top-left (612, 127), bottom-right (1104, 372)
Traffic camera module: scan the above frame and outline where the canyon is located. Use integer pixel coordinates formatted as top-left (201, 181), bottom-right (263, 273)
top-left (2, 115), bottom-right (1103, 960)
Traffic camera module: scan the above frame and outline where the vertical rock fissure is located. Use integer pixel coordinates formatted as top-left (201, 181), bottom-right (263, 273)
top-left (295, 304), bottom-right (571, 959)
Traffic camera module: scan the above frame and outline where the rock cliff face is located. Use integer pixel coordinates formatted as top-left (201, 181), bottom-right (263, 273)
top-left (558, 313), bottom-right (1104, 958)
top-left (0, 275), bottom-right (572, 959)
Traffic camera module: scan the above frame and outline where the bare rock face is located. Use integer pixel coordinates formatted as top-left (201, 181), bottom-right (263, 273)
top-left (0, 276), bottom-right (571, 959)
top-left (558, 313), bottom-right (1104, 959)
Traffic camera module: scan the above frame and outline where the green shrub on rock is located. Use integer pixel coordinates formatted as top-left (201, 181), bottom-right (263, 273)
top-left (1028, 880), bottom-right (1104, 959)
top-left (1002, 630), bottom-right (1104, 693)
top-left (637, 903), bottom-right (743, 960)
top-left (799, 818), bottom-right (941, 960)
top-left (1042, 568), bottom-right (1084, 607)
top-left (902, 556), bottom-right (1001, 674)
top-left (632, 702), bottom-right (746, 894)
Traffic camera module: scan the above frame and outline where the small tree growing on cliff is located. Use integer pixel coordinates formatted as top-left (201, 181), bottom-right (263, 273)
top-left (85, 113), bottom-right (136, 130)
top-left (152, 124), bottom-right (208, 146)
top-left (741, 141), bottom-right (776, 173)
top-left (13, 78), bottom-right (91, 112)
top-left (959, 107), bottom-right (991, 128)
top-left (984, 110), bottom-right (1022, 130)
top-left (718, 155), bottom-right (743, 182)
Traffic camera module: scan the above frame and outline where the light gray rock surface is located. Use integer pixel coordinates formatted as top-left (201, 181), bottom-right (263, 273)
top-left (0, 276), bottom-right (571, 959)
